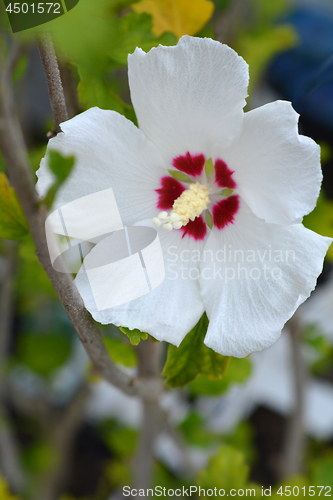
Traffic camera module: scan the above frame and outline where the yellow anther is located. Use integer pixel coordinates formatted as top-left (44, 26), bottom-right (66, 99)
top-left (172, 182), bottom-right (210, 226)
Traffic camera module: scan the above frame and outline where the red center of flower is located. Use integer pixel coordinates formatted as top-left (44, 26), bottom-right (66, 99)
top-left (172, 152), bottom-right (205, 177)
top-left (155, 152), bottom-right (240, 240)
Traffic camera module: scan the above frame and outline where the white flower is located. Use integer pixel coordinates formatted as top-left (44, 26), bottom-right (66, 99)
top-left (37, 36), bottom-right (332, 358)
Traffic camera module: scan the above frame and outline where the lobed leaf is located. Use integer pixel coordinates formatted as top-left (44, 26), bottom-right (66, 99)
top-left (119, 326), bottom-right (148, 345)
top-left (162, 313), bottom-right (231, 388)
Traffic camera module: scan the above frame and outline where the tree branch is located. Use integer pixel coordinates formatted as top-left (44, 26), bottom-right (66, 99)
top-left (0, 241), bottom-right (26, 493)
top-left (0, 41), bottom-right (145, 398)
top-left (133, 339), bottom-right (164, 490)
top-left (280, 313), bottom-right (306, 478)
top-left (36, 32), bottom-right (68, 135)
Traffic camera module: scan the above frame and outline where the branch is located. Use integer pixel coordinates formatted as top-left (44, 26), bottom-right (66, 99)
top-left (133, 339), bottom-right (164, 490)
top-left (36, 33), bottom-right (68, 134)
top-left (0, 241), bottom-right (26, 493)
top-left (0, 42), bottom-right (143, 398)
top-left (280, 313), bottom-right (306, 478)
top-left (34, 385), bottom-right (90, 500)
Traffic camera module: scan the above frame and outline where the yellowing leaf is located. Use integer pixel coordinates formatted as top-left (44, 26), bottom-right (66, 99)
top-left (0, 173), bottom-right (29, 240)
top-left (0, 473), bottom-right (19, 500)
top-left (132, 0), bottom-right (215, 38)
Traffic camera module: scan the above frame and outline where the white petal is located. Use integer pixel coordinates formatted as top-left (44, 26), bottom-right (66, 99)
top-left (128, 36), bottom-right (249, 167)
top-left (199, 201), bottom-right (332, 357)
top-left (36, 107), bottom-right (167, 225)
top-left (74, 220), bottom-right (205, 346)
top-left (227, 101), bottom-right (322, 225)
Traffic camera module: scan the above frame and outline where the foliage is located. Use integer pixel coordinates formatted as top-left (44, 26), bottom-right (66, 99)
top-left (132, 0), bottom-right (215, 38)
top-left (16, 236), bottom-right (57, 312)
top-left (236, 25), bottom-right (298, 96)
top-left (188, 356), bottom-right (252, 395)
top-left (119, 326), bottom-right (148, 345)
top-left (44, 150), bottom-right (75, 206)
top-left (15, 332), bottom-right (72, 377)
top-left (99, 420), bottom-right (138, 457)
top-left (103, 336), bottom-right (137, 367)
top-left (304, 195), bottom-right (333, 262)
top-left (1, 0), bottom-right (333, 497)
top-left (197, 445), bottom-right (260, 493)
top-left (162, 314), bottom-right (231, 388)
top-left (0, 173), bottom-right (29, 240)
top-left (179, 412), bottom-right (222, 448)
top-left (309, 452), bottom-right (333, 489)
top-left (43, 0), bottom-right (177, 121)
top-left (0, 474), bottom-right (20, 500)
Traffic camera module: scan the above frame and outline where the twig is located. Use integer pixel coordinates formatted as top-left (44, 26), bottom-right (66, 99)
top-left (0, 241), bottom-right (26, 493)
top-left (0, 41), bottom-right (145, 398)
top-left (133, 339), bottom-right (164, 490)
top-left (34, 385), bottom-right (90, 500)
top-left (280, 313), bottom-right (306, 478)
top-left (36, 32), bottom-right (68, 134)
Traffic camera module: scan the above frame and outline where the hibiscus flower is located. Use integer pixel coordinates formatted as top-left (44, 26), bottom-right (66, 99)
top-left (37, 36), bottom-right (332, 357)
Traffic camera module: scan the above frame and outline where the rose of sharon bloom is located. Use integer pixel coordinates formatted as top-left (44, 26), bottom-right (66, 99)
top-left (37, 36), bottom-right (332, 357)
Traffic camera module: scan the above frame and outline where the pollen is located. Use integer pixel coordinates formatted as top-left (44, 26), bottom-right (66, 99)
top-left (153, 182), bottom-right (210, 231)
top-left (172, 182), bottom-right (210, 225)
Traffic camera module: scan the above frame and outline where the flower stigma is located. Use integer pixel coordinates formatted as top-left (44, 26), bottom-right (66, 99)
top-left (153, 182), bottom-right (210, 231)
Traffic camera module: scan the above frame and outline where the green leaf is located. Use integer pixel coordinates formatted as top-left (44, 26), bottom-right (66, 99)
top-left (48, 150), bottom-right (75, 184)
top-left (304, 195), bottom-right (333, 263)
top-left (22, 441), bottom-right (55, 473)
top-left (179, 412), bottom-right (221, 448)
top-left (167, 169), bottom-right (192, 183)
top-left (119, 326), bottom-right (148, 345)
top-left (107, 12), bottom-right (176, 65)
top-left (309, 453), bottom-right (333, 489)
top-left (205, 210), bottom-right (213, 230)
top-left (252, 0), bottom-right (289, 24)
top-left (204, 157), bottom-right (214, 182)
top-left (0, 472), bottom-right (20, 500)
top-left (188, 356), bottom-right (252, 396)
top-left (15, 333), bottom-right (72, 377)
top-left (100, 421), bottom-right (138, 457)
top-left (162, 313), bottom-right (231, 388)
top-left (237, 25), bottom-right (298, 96)
top-left (197, 445), bottom-right (249, 491)
top-left (103, 336), bottom-right (137, 367)
top-left (78, 72), bottom-right (136, 123)
top-left (44, 151), bottom-right (75, 206)
top-left (0, 173), bottom-right (29, 240)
